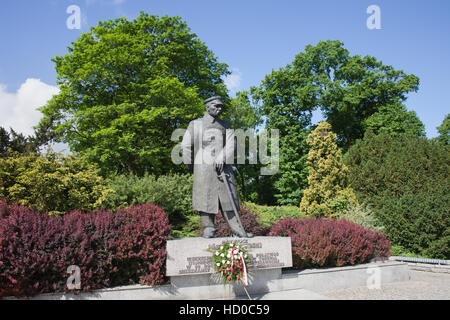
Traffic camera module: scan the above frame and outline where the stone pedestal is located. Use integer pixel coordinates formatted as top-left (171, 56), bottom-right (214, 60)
top-left (166, 236), bottom-right (292, 299)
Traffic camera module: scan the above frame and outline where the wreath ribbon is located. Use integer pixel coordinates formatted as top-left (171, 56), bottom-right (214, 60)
top-left (231, 248), bottom-right (248, 286)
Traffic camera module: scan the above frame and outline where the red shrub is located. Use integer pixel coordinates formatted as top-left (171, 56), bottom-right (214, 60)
top-left (0, 202), bottom-right (170, 298)
top-left (269, 217), bottom-right (390, 269)
top-left (214, 204), bottom-right (268, 237)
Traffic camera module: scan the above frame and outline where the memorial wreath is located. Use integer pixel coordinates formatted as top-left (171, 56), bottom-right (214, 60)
top-left (209, 241), bottom-right (250, 286)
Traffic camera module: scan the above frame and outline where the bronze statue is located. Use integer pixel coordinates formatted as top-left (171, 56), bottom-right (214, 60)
top-left (181, 96), bottom-right (253, 238)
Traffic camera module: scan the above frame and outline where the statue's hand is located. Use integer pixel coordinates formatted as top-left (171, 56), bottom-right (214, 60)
top-left (214, 159), bottom-right (224, 173)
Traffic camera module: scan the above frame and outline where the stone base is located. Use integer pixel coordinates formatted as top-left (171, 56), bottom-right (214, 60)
top-left (170, 268), bottom-right (282, 298)
top-left (166, 236), bottom-right (292, 298)
top-left (166, 236), bottom-right (293, 276)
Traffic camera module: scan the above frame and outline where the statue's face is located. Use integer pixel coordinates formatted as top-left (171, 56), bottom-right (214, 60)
top-left (206, 100), bottom-right (223, 118)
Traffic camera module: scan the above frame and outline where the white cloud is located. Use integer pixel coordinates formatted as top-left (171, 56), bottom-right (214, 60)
top-left (224, 68), bottom-right (242, 92)
top-left (0, 79), bottom-right (59, 136)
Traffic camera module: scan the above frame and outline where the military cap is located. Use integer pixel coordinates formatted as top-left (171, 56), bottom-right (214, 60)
top-left (204, 96), bottom-right (223, 104)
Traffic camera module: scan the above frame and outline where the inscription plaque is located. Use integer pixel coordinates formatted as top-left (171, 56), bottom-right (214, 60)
top-left (166, 236), bottom-right (292, 276)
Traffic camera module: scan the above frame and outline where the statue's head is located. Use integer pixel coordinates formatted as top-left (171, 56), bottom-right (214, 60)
top-left (204, 96), bottom-right (223, 118)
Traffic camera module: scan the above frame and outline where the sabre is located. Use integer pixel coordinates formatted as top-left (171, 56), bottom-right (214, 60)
top-left (217, 169), bottom-right (246, 236)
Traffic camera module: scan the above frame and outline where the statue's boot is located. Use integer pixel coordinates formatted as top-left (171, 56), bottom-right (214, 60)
top-left (200, 213), bottom-right (216, 238)
top-left (223, 210), bottom-right (254, 238)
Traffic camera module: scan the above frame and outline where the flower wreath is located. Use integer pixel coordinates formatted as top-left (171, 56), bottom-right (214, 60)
top-left (209, 241), bottom-right (250, 286)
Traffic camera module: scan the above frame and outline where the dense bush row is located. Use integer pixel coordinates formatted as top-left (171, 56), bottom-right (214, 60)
top-left (0, 200), bottom-right (170, 298)
top-left (0, 196), bottom-right (392, 298)
top-left (269, 217), bottom-right (391, 269)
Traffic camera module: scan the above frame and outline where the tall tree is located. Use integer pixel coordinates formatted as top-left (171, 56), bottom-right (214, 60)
top-left (221, 91), bottom-right (277, 204)
top-left (256, 40), bottom-right (420, 148)
top-left (38, 12), bottom-right (230, 176)
top-left (252, 40), bottom-right (419, 204)
top-left (251, 50), bottom-right (316, 205)
top-left (0, 127), bottom-right (41, 156)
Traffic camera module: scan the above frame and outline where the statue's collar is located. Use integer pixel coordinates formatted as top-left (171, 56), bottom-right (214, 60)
top-left (203, 112), bottom-right (217, 123)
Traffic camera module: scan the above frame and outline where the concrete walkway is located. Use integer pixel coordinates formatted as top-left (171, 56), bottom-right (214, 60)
top-left (236, 288), bottom-right (333, 300)
top-left (230, 270), bottom-right (450, 300)
top-left (322, 270), bottom-right (450, 300)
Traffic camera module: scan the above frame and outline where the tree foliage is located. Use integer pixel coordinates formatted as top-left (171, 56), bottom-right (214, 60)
top-left (346, 131), bottom-right (450, 259)
top-left (300, 121), bottom-right (357, 217)
top-left (363, 102), bottom-right (425, 137)
top-left (255, 40), bottom-right (420, 148)
top-left (38, 12), bottom-right (230, 176)
top-left (435, 113), bottom-right (449, 145)
top-left (251, 82), bottom-right (311, 205)
top-left (252, 40), bottom-right (419, 205)
top-left (0, 126), bottom-right (55, 157)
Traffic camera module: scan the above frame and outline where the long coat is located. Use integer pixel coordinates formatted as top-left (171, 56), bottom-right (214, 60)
top-left (181, 113), bottom-right (239, 214)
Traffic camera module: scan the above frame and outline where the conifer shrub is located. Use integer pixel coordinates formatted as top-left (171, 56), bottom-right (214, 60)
top-left (346, 131), bottom-right (450, 259)
top-left (300, 122), bottom-right (357, 217)
top-left (269, 217), bottom-right (390, 269)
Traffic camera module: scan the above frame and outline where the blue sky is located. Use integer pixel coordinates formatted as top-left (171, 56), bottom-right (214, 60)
top-left (0, 0), bottom-right (449, 138)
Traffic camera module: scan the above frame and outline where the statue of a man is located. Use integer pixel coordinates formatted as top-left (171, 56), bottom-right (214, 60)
top-left (181, 96), bottom-right (253, 238)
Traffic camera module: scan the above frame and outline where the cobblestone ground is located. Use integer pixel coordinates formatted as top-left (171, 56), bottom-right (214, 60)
top-left (323, 270), bottom-right (450, 300)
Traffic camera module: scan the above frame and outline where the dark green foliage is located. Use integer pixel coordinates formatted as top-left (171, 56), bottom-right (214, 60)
top-left (252, 69), bottom-right (312, 205)
top-left (346, 131), bottom-right (450, 259)
top-left (363, 102), bottom-right (425, 138)
top-left (0, 127), bottom-right (38, 156)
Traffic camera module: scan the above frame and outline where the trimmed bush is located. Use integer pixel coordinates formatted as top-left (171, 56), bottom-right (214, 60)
top-left (214, 205), bottom-right (269, 237)
top-left (269, 217), bottom-right (390, 269)
top-left (0, 201), bottom-right (170, 298)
